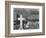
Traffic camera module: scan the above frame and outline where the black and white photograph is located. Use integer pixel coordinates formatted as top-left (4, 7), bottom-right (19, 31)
top-left (13, 8), bottom-right (39, 30)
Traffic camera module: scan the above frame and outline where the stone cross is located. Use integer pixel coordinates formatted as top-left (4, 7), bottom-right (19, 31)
top-left (18, 14), bottom-right (25, 29)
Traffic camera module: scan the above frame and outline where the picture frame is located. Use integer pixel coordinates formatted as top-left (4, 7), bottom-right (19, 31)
top-left (5, 1), bottom-right (45, 37)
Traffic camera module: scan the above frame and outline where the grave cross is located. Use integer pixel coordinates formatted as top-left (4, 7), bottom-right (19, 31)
top-left (18, 14), bottom-right (25, 29)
